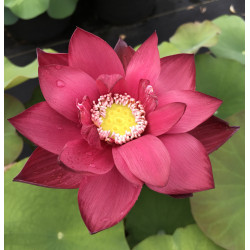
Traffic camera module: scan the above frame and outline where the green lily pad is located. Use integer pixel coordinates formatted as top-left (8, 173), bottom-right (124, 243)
top-left (190, 111), bottom-right (244, 250)
top-left (4, 94), bottom-right (24, 165)
top-left (133, 224), bottom-right (223, 250)
top-left (157, 42), bottom-right (181, 57)
top-left (4, 7), bottom-right (18, 25)
top-left (5, 158), bottom-right (130, 250)
top-left (169, 20), bottom-right (221, 53)
top-left (48, 0), bottom-right (78, 19)
top-left (4, 0), bottom-right (22, 8)
top-left (134, 42), bottom-right (180, 57)
top-left (5, 0), bottom-right (49, 19)
top-left (195, 54), bottom-right (245, 119)
top-left (4, 49), bottom-right (56, 90)
top-left (4, 56), bottom-right (38, 90)
top-left (125, 186), bottom-right (195, 248)
top-left (211, 15), bottom-right (245, 64)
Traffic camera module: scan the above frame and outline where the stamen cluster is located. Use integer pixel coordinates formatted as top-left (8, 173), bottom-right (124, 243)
top-left (91, 93), bottom-right (147, 144)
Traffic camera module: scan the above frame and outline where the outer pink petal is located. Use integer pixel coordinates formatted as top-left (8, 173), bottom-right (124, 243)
top-left (189, 115), bottom-right (239, 154)
top-left (59, 139), bottom-right (114, 174)
top-left (116, 135), bottom-right (170, 187)
top-left (125, 32), bottom-right (160, 98)
top-left (158, 90), bottom-right (222, 133)
top-left (39, 64), bottom-right (99, 123)
top-left (114, 39), bottom-right (135, 71)
top-left (112, 147), bottom-right (143, 186)
top-left (13, 147), bottom-right (84, 189)
top-left (155, 54), bottom-right (195, 96)
top-left (37, 48), bottom-right (68, 66)
top-left (148, 133), bottom-right (214, 195)
top-left (78, 167), bottom-right (141, 233)
top-left (96, 74), bottom-right (123, 95)
top-left (68, 28), bottom-right (124, 79)
top-left (146, 102), bottom-right (186, 136)
top-left (9, 102), bottom-right (80, 155)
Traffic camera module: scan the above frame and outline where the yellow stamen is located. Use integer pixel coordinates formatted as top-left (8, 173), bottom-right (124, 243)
top-left (101, 104), bottom-right (137, 135)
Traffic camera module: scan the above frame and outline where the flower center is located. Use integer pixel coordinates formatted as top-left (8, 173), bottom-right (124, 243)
top-left (101, 104), bottom-right (137, 135)
top-left (91, 93), bottom-right (147, 144)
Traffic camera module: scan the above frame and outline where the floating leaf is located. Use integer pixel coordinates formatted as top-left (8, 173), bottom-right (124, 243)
top-left (4, 57), bottom-right (38, 90)
top-left (158, 42), bottom-right (180, 57)
top-left (4, 0), bottom-right (78, 20)
top-left (4, 7), bottom-right (18, 25)
top-left (4, 48), bottom-right (56, 90)
top-left (4, 0), bottom-right (23, 8)
top-left (169, 20), bottom-right (221, 53)
top-left (5, 158), bottom-right (130, 250)
top-left (125, 186), bottom-right (194, 248)
top-left (133, 224), bottom-right (223, 250)
top-left (211, 15), bottom-right (245, 64)
top-left (48, 0), bottom-right (78, 19)
top-left (5, 0), bottom-right (50, 19)
top-left (195, 54), bottom-right (244, 119)
top-left (134, 42), bottom-right (180, 57)
top-left (4, 94), bottom-right (24, 165)
top-left (190, 112), bottom-right (244, 250)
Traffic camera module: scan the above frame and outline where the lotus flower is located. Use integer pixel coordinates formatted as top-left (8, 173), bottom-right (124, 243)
top-left (9, 28), bottom-right (238, 233)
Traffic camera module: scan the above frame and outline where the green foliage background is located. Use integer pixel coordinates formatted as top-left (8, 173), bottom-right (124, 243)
top-left (4, 0), bottom-right (79, 24)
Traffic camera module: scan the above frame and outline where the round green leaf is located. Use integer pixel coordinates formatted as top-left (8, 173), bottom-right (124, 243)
top-left (47, 0), bottom-right (78, 19)
top-left (190, 112), bottom-right (244, 250)
top-left (4, 0), bottom-right (23, 8)
top-left (4, 49), bottom-right (57, 90)
top-left (4, 94), bottom-right (24, 165)
top-left (125, 186), bottom-right (194, 248)
top-left (4, 7), bottom-right (18, 25)
top-left (211, 15), bottom-right (245, 64)
top-left (133, 234), bottom-right (175, 250)
top-left (133, 224), bottom-right (223, 250)
top-left (4, 0), bottom-right (22, 8)
top-left (5, 159), bottom-right (130, 250)
top-left (135, 42), bottom-right (180, 57)
top-left (195, 54), bottom-right (244, 119)
top-left (4, 134), bottom-right (23, 166)
top-left (4, 56), bottom-right (38, 90)
top-left (158, 42), bottom-right (180, 57)
top-left (169, 20), bottom-right (221, 53)
top-left (7, 0), bottom-right (49, 19)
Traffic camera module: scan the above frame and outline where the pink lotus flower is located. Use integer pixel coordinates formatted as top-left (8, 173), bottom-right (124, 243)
top-left (9, 28), bottom-right (238, 233)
